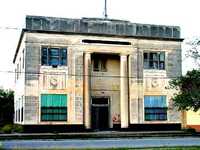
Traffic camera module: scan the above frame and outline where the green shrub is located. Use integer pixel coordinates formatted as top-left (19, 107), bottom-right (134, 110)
top-left (186, 128), bottom-right (196, 133)
top-left (0, 124), bottom-right (13, 133)
top-left (13, 124), bottom-right (23, 133)
top-left (183, 127), bottom-right (196, 133)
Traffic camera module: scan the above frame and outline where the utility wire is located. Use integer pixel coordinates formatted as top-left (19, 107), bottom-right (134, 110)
top-left (0, 26), bottom-right (22, 30)
top-left (0, 70), bottom-right (182, 79)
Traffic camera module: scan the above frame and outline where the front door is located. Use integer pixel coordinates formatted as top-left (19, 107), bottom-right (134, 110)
top-left (91, 98), bottom-right (109, 130)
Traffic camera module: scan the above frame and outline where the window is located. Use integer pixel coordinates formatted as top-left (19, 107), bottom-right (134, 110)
top-left (18, 109), bottom-right (20, 122)
top-left (93, 57), bottom-right (107, 72)
top-left (143, 52), bottom-right (165, 70)
top-left (19, 58), bottom-right (21, 76)
top-left (42, 47), bottom-right (67, 66)
top-left (16, 64), bottom-right (19, 80)
top-left (22, 49), bottom-right (25, 69)
top-left (21, 107), bottom-right (23, 122)
top-left (15, 110), bottom-right (17, 122)
top-left (41, 94), bottom-right (67, 121)
top-left (144, 96), bottom-right (167, 121)
top-left (15, 69), bottom-right (17, 82)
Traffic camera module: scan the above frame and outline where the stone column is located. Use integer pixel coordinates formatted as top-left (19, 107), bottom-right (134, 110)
top-left (84, 52), bottom-right (91, 129)
top-left (120, 55), bottom-right (129, 128)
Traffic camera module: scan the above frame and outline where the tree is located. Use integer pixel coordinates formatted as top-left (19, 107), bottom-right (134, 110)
top-left (0, 89), bottom-right (14, 126)
top-left (169, 69), bottom-right (200, 112)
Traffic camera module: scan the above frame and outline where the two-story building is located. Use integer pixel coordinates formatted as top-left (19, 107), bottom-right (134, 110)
top-left (13, 15), bottom-right (183, 131)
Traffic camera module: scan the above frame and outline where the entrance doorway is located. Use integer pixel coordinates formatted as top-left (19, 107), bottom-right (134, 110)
top-left (91, 97), bottom-right (109, 130)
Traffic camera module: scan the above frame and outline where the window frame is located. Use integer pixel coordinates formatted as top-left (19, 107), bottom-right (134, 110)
top-left (143, 51), bottom-right (165, 70)
top-left (41, 47), bottom-right (68, 67)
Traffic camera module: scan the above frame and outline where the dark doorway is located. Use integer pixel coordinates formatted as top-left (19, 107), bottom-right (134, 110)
top-left (91, 98), bottom-right (109, 130)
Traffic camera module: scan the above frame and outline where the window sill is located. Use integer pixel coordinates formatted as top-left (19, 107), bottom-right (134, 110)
top-left (144, 69), bottom-right (166, 72)
top-left (40, 65), bottom-right (68, 70)
top-left (143, 69), bottom-right (167, 76)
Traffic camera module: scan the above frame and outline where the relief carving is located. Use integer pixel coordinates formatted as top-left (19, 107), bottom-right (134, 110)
top-left (151, 78), bottom-right (159, 88)
top-left (42, 72), bottom-right (66, 90)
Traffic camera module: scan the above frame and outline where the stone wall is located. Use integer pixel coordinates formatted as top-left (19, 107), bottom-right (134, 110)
top-left (26, 15), bottom-right (181, 39)
top-left (20, 32), bottom-right (182, 125)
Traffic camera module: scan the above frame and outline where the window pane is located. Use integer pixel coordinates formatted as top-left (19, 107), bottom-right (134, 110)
top-left (100, 59), bottom-right (107, 71)
top-left (93, 59), bottom-right (100, 71)
top-left (153, 61), bottom-right (158, 69)
top-left (61, 49), bottom-right (67, 58)
top-left (41, 107), bottom-right (67, 121)
top-left (144, 53), bottom-right (148, 60)
top-left (144, 96), bottom-right (167, 107)
top-left (42, 48), bottom-right (48, 65)
top-left (49, 57), bottom-right (59, 65)
top-left (41, 94), bottom-right (67, 107)
top-left (49, 48), bottom-right (59, 65)
top-left (159, 52), bottom-right (165, 61)
top-left (60, 49), bottom-right (67, 65)
top-left (145, 108), bottom-right (167, 121)
top-left (150, 53), bottom-right (158, 61)
top-left (143, 61), bottom-right (148, 69)
top-left (49, 48), bottom-right (59, 56)
top-left (159, 62), bottom-right (165, 70)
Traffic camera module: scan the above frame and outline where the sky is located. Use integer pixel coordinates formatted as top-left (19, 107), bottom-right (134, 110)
top-left (0, 0), bottom-right (199, 89)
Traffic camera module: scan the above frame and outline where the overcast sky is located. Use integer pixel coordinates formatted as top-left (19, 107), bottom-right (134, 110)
top-left (0, 0), bottom-right (199, 89)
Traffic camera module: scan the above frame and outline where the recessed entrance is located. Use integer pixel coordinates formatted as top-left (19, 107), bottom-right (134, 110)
top-left (91, 97), bottom-right (109, 130)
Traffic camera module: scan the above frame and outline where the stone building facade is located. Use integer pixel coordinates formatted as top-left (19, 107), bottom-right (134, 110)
top-left (13, 15), bottom-right (183, 130)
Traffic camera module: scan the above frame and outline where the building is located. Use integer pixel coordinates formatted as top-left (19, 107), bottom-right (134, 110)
top-left (183, 111), bottom-right (200, 132)
top-left (13, 15), bottom-right (183, 131)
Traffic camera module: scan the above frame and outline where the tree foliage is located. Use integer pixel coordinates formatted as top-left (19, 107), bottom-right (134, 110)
top-left (169, 69), bottom-right (200, 112)
top-left (0, 89), bottom-right (14, 126)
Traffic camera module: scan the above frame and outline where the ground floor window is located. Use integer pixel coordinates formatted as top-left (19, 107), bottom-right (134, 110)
top-left (41, 94), bottom-right (67, 121)
top-left (144, 96), bottom-right (167, 121)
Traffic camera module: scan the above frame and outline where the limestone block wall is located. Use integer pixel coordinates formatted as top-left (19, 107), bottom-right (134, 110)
top-left (23, 33), bottom-right (84, 125)
top-left (138, 39), bottom-right (182, 124)
top-left (16, 31), bottom-right (182, 126)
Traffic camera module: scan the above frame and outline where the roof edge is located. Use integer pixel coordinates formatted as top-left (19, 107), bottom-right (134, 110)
top-left (13, 29), bottom-right (26, 63)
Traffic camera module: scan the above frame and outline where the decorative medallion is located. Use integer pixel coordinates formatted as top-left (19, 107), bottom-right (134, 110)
top-left (50, 77), bottom-right (58, 88)
top-left (151, 78), bottom-right (159, 88)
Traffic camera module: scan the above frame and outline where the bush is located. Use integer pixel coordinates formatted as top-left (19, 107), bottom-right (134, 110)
top-left (0, 124), bottom-right (13, 133)
top-left (183, 127), bottom-right (196, 133)
top-left (13, 124), bottom-right (23, 133)
top-left (186, 128), bottom-right (196, 133)
top-left (0, 124), bottom-right (23, 134)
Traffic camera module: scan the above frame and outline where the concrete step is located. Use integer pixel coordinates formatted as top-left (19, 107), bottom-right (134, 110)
top-left (0, 130), bottom-right (199, 140)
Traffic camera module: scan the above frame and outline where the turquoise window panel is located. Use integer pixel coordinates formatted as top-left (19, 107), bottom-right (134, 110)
top-left (41, 94), bottom-right (67, 107)
top-left (144, 96), bottom-right (166, 107)
top-left (41, 94), bottom-right (67, 121)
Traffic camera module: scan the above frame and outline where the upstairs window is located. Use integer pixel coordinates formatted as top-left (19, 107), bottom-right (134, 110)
top-left (144, 52), bottom-right (165, 70)
top-left (92, 54), bottom-right (107, 72)
top-left (42, 47), bottom-right (67, 66)
top-left (93, 58), bottom-right (107, 72)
